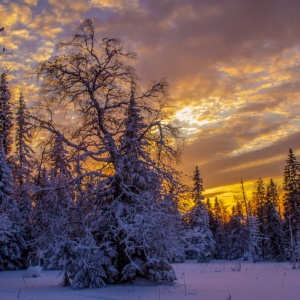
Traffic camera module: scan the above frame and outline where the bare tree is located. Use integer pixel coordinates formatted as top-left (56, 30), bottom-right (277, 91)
top-left (33, 19), bottom-right (181, 171)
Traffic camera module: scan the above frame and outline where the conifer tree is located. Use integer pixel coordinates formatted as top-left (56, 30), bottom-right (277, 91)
top-left (192, 166), bottom-right (204, 203)
top-left (252, 178), bottom-right (266, 259)
top-left (253, 178), bottom-right (266, 221)
top-left (30, 135), bottom-right (74, 268)
top-left (283, 149), bottom-right (300, 225)
top-left (14, 93), bottom-right (34, 249)
top-left (0, 139), bottom-right (25, 270)
top-left (206, 198), bottom-right (215, 232)
top-left (184, 166), bottom-right (215, 262)
top-left (227, 201), bottom-right (248, 260)
top-left (0, 73), bottom-right (13, 158)
top-left (247, 214), bottom-right (262, 262)
top-left (212, 197), bottom-right (227, 259)
top-left (264, 179), bottom-right (283, 260)
top-left (283, 148), bottom-right (300, 266)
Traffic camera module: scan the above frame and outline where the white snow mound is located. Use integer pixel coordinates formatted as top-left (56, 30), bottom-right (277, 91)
top-left (23, 266), bottom-right (43, 278)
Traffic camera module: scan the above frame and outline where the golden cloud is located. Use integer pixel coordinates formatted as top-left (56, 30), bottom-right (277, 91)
top-left (22, 0), bottom-right (39, 6)
top-left (9, 3), bottom-right (33, 26)
top-left (11, 29), bottom-right (37, 40)
top-left (91, 0), bottom-right (139, 10)
top-left (0, 4), bottom-right (19, 27)
top-left (49, 0), bottom-right (91, 12)
top-left (30, 45), bottom-right (55, 62)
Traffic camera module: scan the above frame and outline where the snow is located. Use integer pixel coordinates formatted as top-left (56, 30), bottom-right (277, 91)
top-left (1, 260), bottom-right (300, 300)
top-left (23, 266), bottom-right (43, 278)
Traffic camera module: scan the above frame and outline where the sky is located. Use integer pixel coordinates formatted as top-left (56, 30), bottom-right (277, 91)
top-left (1, 0), bottom-right (300, 204)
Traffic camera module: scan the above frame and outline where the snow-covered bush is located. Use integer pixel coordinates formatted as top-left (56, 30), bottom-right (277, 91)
top-left (23, 265), bottom-right (43, 278)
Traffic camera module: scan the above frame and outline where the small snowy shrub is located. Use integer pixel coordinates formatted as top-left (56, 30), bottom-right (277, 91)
top-left (23, 266), bottom-right (43, 278)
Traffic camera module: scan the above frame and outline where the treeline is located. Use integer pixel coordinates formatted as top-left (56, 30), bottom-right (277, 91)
top-left (181, 150), bottom-right (300, 266)
top-left (1, 20), bottom-right (300, 290)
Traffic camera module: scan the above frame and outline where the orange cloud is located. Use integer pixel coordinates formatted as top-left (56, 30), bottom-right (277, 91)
top-left (91, 0), bottom-right (139, 10)
top-left (22, 0), bottom-right (38, 6)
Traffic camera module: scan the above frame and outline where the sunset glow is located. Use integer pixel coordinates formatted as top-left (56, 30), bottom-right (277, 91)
top-left (1, 0), bottom-right (300, 204)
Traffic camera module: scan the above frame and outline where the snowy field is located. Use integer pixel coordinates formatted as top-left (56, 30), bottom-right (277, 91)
top-left (1, 260), bottom-right (300, 300)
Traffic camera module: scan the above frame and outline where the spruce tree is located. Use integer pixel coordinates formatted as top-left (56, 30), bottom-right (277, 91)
top-left (253, 178), bottom-right (266, 223)
top-left (227, 201), bottom-right (248, 260)
top-left (192, 166), bottom-right (204, 203)
top-left (0, 72), bottom-right (13, 158)
top-left (252, 178), bottom-right (266, 259)
top-left (247, 214), bottom-right (262, 262)
top-left (264, 179), bottom-right (283, 261)
top-left (59, 81), bottom-right (180, 287)
top-left (0, 139), bottom-right (25, 270)
top-left (283, 148), bottom-right (300, 266)
top-left (184, 166), bottom-right (215, 262)
top-left (30, 135), bottom-right (74, 269)
top-left (212, 197), bottom-right (227, 259)
top-left (14, 93), bottom-right (34, 259)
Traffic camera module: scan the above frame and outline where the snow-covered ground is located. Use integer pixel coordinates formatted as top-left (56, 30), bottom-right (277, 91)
top-left (1, 260), bottom-right (300, 300)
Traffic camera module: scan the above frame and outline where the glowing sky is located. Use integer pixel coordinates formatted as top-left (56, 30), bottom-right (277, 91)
top-left (1, 0), bottom-right (300, 203)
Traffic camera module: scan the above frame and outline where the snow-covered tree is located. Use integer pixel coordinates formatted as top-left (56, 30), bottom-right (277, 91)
top-left (227, 201), bottom-right (248, 260)
top-left (283, 149), bottom-right (300, 265)
top-left (252, 178), bottom-right (266, 259)
top-left (253, 178), bottom-right (266, 218)
top-left (30, 135), bottom-right (74, 268)
top-left (0, 72), bottom-right (13, 158)
top-left (32, 19), bottom-right (183, 288)
top-left (185, 201), bottom-right (215, 262)
top-left (0, 139), bottom-right (25, 270)
top-left (211, 197), bottom-right (227, 259)
top-left (184, 166), bottom-right (215, 262)
top-left (13, 93), bottom-right (34, 250)
top-left (192, 166), bottom-right (204, 203)
top-left (247, 214), bottom-right (262, 262)
top-left (264, 179), bottom-right (283, 261)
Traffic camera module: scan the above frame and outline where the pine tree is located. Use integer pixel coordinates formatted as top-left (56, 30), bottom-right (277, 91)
top-left (227, 201), bottom-right (248, 260)
top-left (13, 93), bottom-right (34, 260)
top-left (252, 178), bottom-right (266, 259)
top-left (247, 214), bottom-right (262, 262)
top-left (253, 178), bottom-right (266, 221)
top-left (212, 197), bottom-right (227, 259)
top-left (0, 139), bottom-right (25, 270)
top-left (283, 149), bottom-right (300, 225)
top-left (184, 166), bottom-right (215, 262)
top-left (50, 134), bottom-right (72, 179)
top-left (192, 166), bottom-right (204, 203)
top-left (264, 179), bottom-right (283, 261)
top-left (283, 148), bottom-right (300, 266)
top-left (58, 81), bottom-right (181, 287)
top-left (30, 135), bottom-right (74, 268)
top-left (0, 72), bottom-right (13, 158)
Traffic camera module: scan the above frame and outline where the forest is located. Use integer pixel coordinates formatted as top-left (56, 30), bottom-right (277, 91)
top-left (1, 19), bottom-right (300, 289)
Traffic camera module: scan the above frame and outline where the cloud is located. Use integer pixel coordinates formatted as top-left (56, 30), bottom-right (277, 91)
top-left (22, 0), bottom-right (39, 6)
top-left (91, 0), bottom-right (139, 10)
top-left (11, 29), bottom-right (37, 40)
top-left (8, 3), bottom-right (33, 27)
top-left (1, 0), bottom-right (300, 204)
top-left (49, 0), bottom-right (90, 11)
